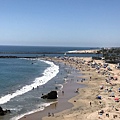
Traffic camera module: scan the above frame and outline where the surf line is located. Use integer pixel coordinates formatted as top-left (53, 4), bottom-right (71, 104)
top-left (0, 59), bottom-right (59, 105)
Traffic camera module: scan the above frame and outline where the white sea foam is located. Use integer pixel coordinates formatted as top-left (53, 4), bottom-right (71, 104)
top-left (0, 59), bottom-right (59, 105)
top-left (10, 106), bottom-right (44, 120)
top-left (55, 84), bottom-right (63, 91)
top-left (67, 50), bottom-right (78, 53)
top-left (10, 102), bottom-right (57, 120)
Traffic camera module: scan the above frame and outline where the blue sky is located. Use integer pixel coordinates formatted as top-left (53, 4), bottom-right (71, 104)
top-left (0, 0), bottom-right (120, 47)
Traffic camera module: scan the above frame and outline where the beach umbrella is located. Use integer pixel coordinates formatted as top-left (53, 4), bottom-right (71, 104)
top-left (97, 96), bottom-right (101, 99)
top-left (114, 76), bottom-right (118, 80)
top-left (114, 98), bottom-right (119, 102)
top-left (118, 88), bottom-right (120, 92)
top-left (110, 92), bottom-right (115, 97)
top-left (100, 85), bottom-right (104, 89)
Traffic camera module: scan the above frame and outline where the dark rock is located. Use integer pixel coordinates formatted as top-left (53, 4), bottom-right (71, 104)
top-left (0, 106), bottom-right (11, 116)
top-left (0, 106), bottom-right (4, 116)
top-left (41, 91), bottom-right (58, 99)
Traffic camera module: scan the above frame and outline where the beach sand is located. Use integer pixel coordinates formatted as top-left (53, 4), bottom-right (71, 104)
top-left (19, 59), bottom-right (84, 120)
top-left (19, 56), bottom-right (120, 120)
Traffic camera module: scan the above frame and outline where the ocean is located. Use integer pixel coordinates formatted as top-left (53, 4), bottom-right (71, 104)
top-left (0, 46), bottom-right (99, 120)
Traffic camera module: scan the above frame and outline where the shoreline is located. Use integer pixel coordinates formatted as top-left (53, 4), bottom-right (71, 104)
top-left (19, 58), bottom-right (84, 120)
top-left (43, 57), bottom-right (120, 120)
top-left (19, 82), bottom-right (84, 120)
top-left (19, 56), bottom-right (120, 120)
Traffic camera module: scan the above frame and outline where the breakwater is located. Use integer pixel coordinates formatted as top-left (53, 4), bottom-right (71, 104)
top-left (0, 51), bottom-right (98, 54)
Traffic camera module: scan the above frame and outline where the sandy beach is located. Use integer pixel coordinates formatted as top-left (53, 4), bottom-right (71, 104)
top-left (19, 56), bottom-right (120, 120)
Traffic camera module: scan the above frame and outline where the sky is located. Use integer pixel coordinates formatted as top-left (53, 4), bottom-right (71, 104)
top-left (0, 0), bottom-right (120, 47)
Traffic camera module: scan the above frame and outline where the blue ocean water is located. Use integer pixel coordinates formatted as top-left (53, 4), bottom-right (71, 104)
top-left (0, 58), bottom-right (49, 95)
top-left (0, 45), bottom-right (99, 53)
top-left (0, 46), bottom-right (99, 120)
top-left (0, 45), bottom-right (100, 57)
top-left (0, 58), bottom-right (60, 120)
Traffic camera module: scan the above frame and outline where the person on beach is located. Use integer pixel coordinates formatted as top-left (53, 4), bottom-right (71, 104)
top-left (52, 113), bottom-right (54, 117)
top-left (62, 91), bottom-right (64, 95)
top-left (48, 112), bottom-right (51, 117)
top-left (55, 103), bottom-right (57, 108)
top-left (90, 102), bottom-right (92, 106)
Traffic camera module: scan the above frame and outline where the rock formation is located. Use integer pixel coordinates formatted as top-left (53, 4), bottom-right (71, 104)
top-left (41, 91), bottom-right (58, 99)
top-left (0, 106), bottom-right (11, 116)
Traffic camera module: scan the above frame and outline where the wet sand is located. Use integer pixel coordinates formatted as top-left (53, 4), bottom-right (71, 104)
top-left (19, 62), bottom-right (85, 120)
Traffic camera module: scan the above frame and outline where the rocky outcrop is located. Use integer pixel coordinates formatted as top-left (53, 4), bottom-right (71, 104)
top-left (41, 91), bottom-right (58, 99)
top-left (0, 106), bottom-right (11, 116)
